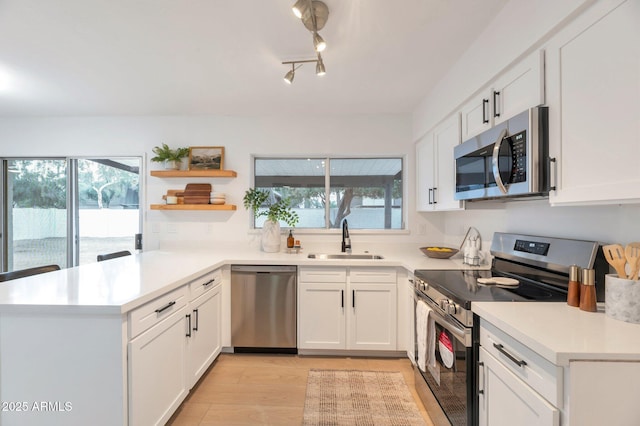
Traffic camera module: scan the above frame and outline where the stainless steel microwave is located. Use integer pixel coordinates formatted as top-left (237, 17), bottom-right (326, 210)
top-left (454, 106), bottom-right (550, 201)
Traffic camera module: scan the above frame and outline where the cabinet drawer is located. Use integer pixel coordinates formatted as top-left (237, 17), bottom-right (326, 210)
top-left (130, 286), bottom-right (188, 338)
top-left (480, 319), bottom-right (562, 407)
top-left (349, 267), bottom-right (397, 283)
top-left (189, 269), bottom-right (222, 301)
top-left (300, 267), bottom-right (347, 283)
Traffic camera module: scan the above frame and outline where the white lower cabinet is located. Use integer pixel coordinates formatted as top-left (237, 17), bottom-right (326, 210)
top-left (298, 267), bottom-right (397, 351)
top-left (478, 317), bottom-right (640, 425)
top-left (128, 269), bottom-right (223, 425)
top-left (478, 347), bottom-right (559, 426)
top-left (478, 319), bottom-right (560, 426)
top-left (187, 281), bottom-right (222, 389)
top-left (129, 306), bottom-right (189, 426)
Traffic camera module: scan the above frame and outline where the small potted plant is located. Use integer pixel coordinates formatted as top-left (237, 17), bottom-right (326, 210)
top-left (243, 188), bottom-right (299, 252)
top-left (150, 143), bottom-right (190, 170)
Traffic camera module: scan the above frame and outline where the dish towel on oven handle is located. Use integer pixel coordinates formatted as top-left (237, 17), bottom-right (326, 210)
top-left (416, 300), bottom-right (436, 373)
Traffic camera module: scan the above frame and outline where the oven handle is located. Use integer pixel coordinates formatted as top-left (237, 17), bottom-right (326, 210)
top-left (415, 291), bottom-right (471, 346)
top-left (491, 128), bottom-right (509, 194)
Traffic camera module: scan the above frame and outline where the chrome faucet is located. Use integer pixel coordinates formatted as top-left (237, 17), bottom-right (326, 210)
top-left (341, 219), bottom-right (352, 253)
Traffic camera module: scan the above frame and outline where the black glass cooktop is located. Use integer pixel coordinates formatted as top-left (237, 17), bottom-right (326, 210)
top-left (414, 269), bottom-right (568, 310)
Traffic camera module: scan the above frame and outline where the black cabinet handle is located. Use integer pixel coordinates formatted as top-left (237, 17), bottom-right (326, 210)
top-left (493, 91), bottom-right (500, 117)
top-left (193, 309), bottom-right (199, 331)
top-left (493, 343), bottom-right (527, 367)
top-left (478, 361), bottom-right (485, 395)
top-left (155, 301), bottom-right (176, 314)
top-left (482, 99), bottom-right (489, 124)
top-left (341, 290), bottom-right (344, 308)
top-left (203, 279), bottom-right (215, 287)
top-left (186, 314), bottom-right (192, 337)
top-left (352, 290), bottom-right (355, 308)
top-left (428, 188), bottom-right (433, 205)
top-left (433, 187), bottom-right (437, 204)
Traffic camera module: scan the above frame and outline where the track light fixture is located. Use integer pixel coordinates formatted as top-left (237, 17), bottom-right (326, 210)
top-left (282, 55), bottom-right (325, 83)
top-left (282, 0), bottom-right (329, 83)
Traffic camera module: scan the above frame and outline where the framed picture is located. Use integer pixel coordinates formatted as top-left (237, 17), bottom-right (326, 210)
top-left (188, 146), bottom-right (224, 170)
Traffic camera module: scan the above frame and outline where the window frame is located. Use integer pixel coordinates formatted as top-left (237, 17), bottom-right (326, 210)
top-left (250, 155), bottom-right (407, 233)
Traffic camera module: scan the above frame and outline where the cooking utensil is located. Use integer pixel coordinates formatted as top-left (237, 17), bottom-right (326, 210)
top-left (603, 244), bottom-right (628, 279)
top-left (477, 277), bottom-right (519, 287)
top-left (625, 242), bottom-right (640, 280)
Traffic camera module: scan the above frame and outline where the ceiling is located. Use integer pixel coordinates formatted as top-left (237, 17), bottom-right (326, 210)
top-left (0, 0), bottom-right (508, 117)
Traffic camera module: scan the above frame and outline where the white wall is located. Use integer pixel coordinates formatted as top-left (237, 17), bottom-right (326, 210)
top-left (412, 0), bottom-right (640, 249)
top-left (0, 114), bottom-right (445, 251)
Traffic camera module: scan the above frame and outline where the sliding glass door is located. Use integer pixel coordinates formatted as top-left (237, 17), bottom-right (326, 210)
top-left (76, 158), bottom-right (141, 265)
top-left (1, 157), bottom-right (142, 272)
top-left (4, 159), bottom-right (69, 270)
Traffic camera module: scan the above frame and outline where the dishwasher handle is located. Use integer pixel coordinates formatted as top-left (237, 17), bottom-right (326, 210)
top-left (231, 265), bottom-right (297, 273)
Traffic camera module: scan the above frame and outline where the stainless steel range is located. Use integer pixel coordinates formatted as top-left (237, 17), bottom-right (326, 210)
top-left (412, 232), bottom-right (609, 426)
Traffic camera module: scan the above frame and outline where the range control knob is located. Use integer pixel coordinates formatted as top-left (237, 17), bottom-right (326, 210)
top-left (439, 299), bottom-right (449, 310)
top-left (446, 302), bottom-right (458, 315)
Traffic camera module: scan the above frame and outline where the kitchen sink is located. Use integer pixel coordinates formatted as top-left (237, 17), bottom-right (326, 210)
top-left (307, 253), bottom-right (384, 260)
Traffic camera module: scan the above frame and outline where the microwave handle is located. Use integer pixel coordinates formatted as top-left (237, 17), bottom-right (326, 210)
top-left (491, 128), bottom-right (509, 194)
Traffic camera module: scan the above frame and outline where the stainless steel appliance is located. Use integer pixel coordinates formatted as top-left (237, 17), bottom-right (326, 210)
top-left (231, 265), bottom-right (297, 353)
top-left (454, 107), bottom-right (550, 201)
top-left (412, 232), bottom-right (609, 426)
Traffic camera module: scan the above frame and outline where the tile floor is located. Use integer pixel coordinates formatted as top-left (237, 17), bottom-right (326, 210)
top-left (168, 353), bottom-right (435, 425)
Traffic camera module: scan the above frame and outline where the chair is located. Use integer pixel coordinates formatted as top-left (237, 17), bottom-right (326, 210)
top-left (97, 251), bottom-right (132, 262)
top-left (0, 264), bottom-right (61, 282)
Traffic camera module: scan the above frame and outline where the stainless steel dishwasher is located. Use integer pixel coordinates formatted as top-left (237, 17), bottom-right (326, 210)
top-left (230, 265), bottom-right (297, 353)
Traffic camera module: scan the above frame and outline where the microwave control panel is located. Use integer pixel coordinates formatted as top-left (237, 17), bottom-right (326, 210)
top-left (509, 130), bottom-right (527, 183)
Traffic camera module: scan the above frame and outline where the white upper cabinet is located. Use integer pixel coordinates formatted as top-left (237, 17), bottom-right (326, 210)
top-left (461, 50), bottom-right (545, 141)
top-left (493, 50), bottom-right (545, 126)
top-left (416, 114), bottom-right (464, 212)
top-left (546, 0), bottom-right (640, 205)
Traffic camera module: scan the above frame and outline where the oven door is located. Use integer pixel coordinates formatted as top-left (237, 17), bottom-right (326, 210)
top-left (414, 292), bottom-right (474, 426)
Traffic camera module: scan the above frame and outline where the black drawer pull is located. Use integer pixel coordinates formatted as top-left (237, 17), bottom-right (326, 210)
top-left (186, 314), bottom-right (192, 337)
top-left (193, 309), bottom-right (199, 331)
top-left (155, 300), bottom-right (176, 314)
top-left (203, 279), bottom-right (215, 287)
top-left (352, 290), bottom-right (355, 308)
top-left (341, 290), bottom-right (344, 308)
top-left (493, 343), bottom-right (527, 367)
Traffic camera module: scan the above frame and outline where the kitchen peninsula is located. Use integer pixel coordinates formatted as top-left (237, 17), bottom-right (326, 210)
top-left (0, 244), bottom-right (473, 426)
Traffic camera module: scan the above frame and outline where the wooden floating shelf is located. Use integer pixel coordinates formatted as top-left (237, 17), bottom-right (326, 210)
top-left (150, 170), bottom-right (237, 178)
top-left (150, 204), bottom-right (237, 211)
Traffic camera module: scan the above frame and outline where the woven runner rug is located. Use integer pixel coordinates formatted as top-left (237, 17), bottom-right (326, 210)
top-left (303, 369), bottom-right (426, 426)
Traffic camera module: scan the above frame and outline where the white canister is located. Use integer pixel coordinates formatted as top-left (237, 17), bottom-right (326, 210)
top-left (166, 196), bottom-right (178, 205)
top-left (605, 274), bottom-right (640, 324)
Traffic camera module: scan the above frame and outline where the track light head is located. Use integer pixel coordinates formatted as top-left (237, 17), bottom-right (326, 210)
top-left (283, 70), bottom-right (295, 84)
top-left (292, 0), bottom-right (309, 19)
top-left (313, 32), bottom-right (326, 52)
top-left (316, 55), bottom-right (326, 76)
top-left (283, 63), bottom-right (297, 84)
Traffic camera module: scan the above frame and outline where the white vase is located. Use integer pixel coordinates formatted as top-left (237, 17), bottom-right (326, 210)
top-left (261, 220), bottom-right (281, 252)
top-left (163, 160), bottom-right (182, 170)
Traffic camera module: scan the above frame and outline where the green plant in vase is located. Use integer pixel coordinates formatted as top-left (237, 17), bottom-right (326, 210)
top-left (151, 143), bottom-right (190, 170)
top-left (243, 188), bottom-right (299, 252)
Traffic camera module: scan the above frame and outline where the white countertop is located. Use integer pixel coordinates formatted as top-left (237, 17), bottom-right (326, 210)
top-left (0, 243), bottom-right (488, 315)
top-left (472, 302), bottom-right (640, 366)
